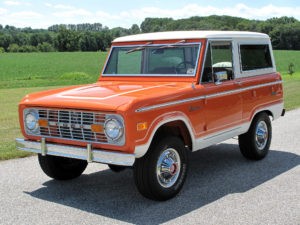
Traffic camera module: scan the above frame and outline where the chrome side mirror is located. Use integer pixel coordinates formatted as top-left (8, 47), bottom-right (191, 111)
top-left (214, 71), bottom-right (228, 85)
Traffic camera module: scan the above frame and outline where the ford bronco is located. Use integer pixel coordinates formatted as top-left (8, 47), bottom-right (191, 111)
top-left (16, 31), bottom-right (284, 200)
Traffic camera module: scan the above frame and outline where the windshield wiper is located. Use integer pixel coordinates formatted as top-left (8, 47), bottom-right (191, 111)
top-left (157, 40), bottom-right (186, 49)
top-left (151, 40), bottom-right (186, 54)
top-left (126, 42), bottom-right (153, 54)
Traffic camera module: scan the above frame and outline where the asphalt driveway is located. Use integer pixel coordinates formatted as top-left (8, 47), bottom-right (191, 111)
top-left (0, 109), bottom-right (299, 225)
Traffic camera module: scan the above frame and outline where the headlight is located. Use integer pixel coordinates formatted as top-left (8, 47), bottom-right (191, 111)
top-left (24, 109), bottom-right (39, 133)
top-left (104, 118), bottom-right (123, 141)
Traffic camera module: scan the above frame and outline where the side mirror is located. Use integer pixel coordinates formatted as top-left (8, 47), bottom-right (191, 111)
top-left (214, 71), bottom-right (228, 85)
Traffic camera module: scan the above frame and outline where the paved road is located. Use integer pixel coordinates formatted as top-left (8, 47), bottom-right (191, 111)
top-left (0, 109), bottom-right (299, 225)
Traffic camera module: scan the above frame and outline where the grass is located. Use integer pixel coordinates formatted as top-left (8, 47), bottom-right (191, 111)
top-left (0, 50), bottom-right (299, 160)
top-left (0, 86), bottom-right (62, 160)
top-left (0, 52), bottom-right (105, 88)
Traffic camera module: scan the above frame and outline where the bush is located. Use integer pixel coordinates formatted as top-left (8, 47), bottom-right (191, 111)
top-left (37, 42), bottom-right (55, 52)
top-left (18, 45), bottom-right (38, 52)
top-left (7, 44), bottom-right (20, 52)
top-left (0, 47), bottom-right (4, 53)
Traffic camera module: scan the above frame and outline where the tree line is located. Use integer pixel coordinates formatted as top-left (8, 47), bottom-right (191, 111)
top-left (0, 16), bottom-right (300, 53)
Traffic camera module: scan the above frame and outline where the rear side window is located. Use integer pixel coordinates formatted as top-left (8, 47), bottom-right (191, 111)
top-left (240, 45), bottom-right (273, 71)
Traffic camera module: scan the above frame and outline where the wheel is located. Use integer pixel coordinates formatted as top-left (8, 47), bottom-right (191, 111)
top-left (238, 112), bottom-right (272, 160)
top-left (108, 164), bottom-right (126, 172)
top-left (38, 154), bottom-right (88, 180)
top-left (134, 136), bottom-right (188, 201)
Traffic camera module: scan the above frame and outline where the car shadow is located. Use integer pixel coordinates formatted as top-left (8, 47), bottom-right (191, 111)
top-left (25, 143), bottom-right (300, 224)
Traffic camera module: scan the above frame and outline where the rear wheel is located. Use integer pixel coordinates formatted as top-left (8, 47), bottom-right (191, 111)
top-left (238, 112), bottom-right (272, 160)
top-left (38, 154), bottom-right (88, 180)
top-left (134, 136), bottom-right (188, 201)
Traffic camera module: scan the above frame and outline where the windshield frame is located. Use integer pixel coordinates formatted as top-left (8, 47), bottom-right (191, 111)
top-left (101, 42), bottom-right (202, 77)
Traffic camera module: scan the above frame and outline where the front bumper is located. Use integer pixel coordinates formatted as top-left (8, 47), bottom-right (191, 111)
top-left (16, 138), bottom-right (135, 166)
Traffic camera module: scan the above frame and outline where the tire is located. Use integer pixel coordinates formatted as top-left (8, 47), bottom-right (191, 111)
top-left (238, 112), bottom-right (272, 160)
top-left (134, 136), bottom-right (188, 201)
top-left (38, 154), bottom-right (88, 180)
top-left (108, 164), bottom-right (126, 172)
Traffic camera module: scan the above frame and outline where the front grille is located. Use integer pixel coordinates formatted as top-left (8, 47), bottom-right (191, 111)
top-left (38, 109), bottom-right (108, 143)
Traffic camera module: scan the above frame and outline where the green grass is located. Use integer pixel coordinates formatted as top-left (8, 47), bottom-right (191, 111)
top-left (0, 86), bottom-right (62, 160)
top-left (0, 50), bottom-right (299, 160)
top-left (0, 52), bottom-right (106, 88)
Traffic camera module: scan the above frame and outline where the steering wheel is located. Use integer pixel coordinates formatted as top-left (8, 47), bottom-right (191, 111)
top-left (175, 61), bottom-right (194, 74)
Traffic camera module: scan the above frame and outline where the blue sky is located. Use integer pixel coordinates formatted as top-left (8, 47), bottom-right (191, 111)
top-left (0, 0), bottom-right (300, 29)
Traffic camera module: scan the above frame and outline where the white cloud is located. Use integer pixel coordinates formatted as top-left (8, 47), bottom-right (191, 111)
top-left (114, 3), bottom-right (300, 22)
top-left (4, 1), bottom-right (20, 6)
top-left (45, 3), bottom-right (75, 10)
top-left (10, 11), bottom-right (42, 19)
top-left (4, 1), bottom-right (31, 6)
top-left (52, 9), bottom-right (92, 18)
top-left (0, 8), bottom-right (8, 15)
top-left (2, 3), bottom-right (300, 29)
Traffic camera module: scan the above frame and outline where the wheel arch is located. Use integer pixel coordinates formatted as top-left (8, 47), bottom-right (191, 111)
top-left (134, 116), bottom-right (195, 158)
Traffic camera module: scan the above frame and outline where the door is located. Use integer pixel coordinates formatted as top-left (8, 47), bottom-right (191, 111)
top-left (201, 40), bottom-right (242, 135)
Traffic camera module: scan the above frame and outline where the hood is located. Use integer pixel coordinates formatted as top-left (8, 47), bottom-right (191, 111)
top-left (20, 81), bottom-right (193, 112)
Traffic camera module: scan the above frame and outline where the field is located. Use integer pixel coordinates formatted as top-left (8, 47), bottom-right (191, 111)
top-left (0, 50), bottom-right (299, 160)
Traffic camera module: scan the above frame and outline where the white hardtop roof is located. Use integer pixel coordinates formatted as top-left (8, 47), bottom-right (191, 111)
top-left (113, 31), bottom-right (269, 43)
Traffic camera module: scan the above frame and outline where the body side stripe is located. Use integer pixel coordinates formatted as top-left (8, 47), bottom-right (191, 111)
top-left (136, 80), bottom-right (282, 112)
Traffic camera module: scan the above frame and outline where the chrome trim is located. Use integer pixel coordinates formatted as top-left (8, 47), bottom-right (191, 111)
top-left (87, 143), bottom-right (92, 163)
top-left (255, 121), bottom-right (268, 150)
top-left (102, 42), bottom-right (201, 77)
top-left (16, 138), bottom-right (135, 166)
top-left (23, 108), bottom-right (125, 146)
top-left (156, 148), bottom-right (181, 188)
top-left (136, 80), bottom-right (282, 112)
top-left (41, 137), bottom-right (46, 156)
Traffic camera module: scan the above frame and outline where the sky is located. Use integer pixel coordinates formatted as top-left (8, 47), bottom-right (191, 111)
top-left (0, 0), bottom-right (300, 29)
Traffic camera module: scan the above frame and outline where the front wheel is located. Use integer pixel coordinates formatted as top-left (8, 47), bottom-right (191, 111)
top-left (38, 154), bottom-right (88, 180)
top-left (134, 136), bottom-right (188, 201)
top-left (238, 112), bottom-right (272, 160)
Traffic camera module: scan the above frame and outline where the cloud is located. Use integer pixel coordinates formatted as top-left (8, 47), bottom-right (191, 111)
top-left (4, 1), bottom-right (31, 6)
top-left (10, 11), bottom-right (42, 19)
top-left (0, 8), bottom-right (8, 15)
top-left (4, 1), bottom-right (20, 6)
top-left (115, 4), bottom-right (300, 22)
top-left (2, 3), bottom-right (300, 29)
top-left (52, 9), bottom-right (92, 18)
top-left (45, 3), bottom-right (75, 10)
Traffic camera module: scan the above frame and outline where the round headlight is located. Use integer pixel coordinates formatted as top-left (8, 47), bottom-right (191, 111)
top-left (104, 118), bottom-right (123, 141)
top-left (25, 111), bottom-right (39, 132)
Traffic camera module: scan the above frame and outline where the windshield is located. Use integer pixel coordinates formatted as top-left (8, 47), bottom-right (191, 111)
top-left (103, 43), bottom-right (201, 76)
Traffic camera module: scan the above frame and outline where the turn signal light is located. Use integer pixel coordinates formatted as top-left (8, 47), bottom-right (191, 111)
top-left (91, 124), bottom-right (104, 133)
top-left (137, 122), bottom-right (148, 131)
top-left (38, 119), bottom-right (48, 127)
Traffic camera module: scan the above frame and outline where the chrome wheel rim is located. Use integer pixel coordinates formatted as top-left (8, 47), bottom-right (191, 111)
top-left (255, 121), bottom-right (268, 150)
top-left (156, 148), bottom-right (181, 188)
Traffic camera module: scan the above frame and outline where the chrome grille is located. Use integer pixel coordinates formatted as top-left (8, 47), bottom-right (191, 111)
top-left (38, 109), bottom-right (108, 143)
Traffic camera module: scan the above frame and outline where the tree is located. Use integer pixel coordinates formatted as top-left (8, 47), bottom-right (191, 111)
top-left (57, 27), bottom-right (80, 51)
top-left (37, 42), bottom-right (55, 52)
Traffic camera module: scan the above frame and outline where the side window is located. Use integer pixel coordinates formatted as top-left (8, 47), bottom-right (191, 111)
top-left (201, 41), bottom-right (234, 83)
top-left (240, 44), bottom-right (273, 71)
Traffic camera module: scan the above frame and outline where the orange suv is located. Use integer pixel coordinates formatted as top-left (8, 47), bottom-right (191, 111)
top-left (16, 31), bottom-right (284, 200)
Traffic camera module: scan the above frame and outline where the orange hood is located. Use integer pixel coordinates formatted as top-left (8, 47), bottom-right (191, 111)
top-left (20, 81), bottom-right (194, 112)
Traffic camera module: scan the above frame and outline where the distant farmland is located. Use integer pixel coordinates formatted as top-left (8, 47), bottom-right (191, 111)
top-left (0, 50), bottom-right (299, 89)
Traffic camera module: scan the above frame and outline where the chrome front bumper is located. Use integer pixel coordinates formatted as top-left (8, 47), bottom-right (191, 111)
top-left (15, 138), bottom-right (135, 166)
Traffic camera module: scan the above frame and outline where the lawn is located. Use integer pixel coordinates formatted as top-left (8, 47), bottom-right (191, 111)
top-left (0, 52), bottom-right (105, 88)
top-left (0, 50), bottom-right (299, 160)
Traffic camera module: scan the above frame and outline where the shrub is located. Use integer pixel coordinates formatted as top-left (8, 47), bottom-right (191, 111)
top-left (37, 42), bottom-right (55, 52)
top-left (7, 44), bottom-right (20, 52)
